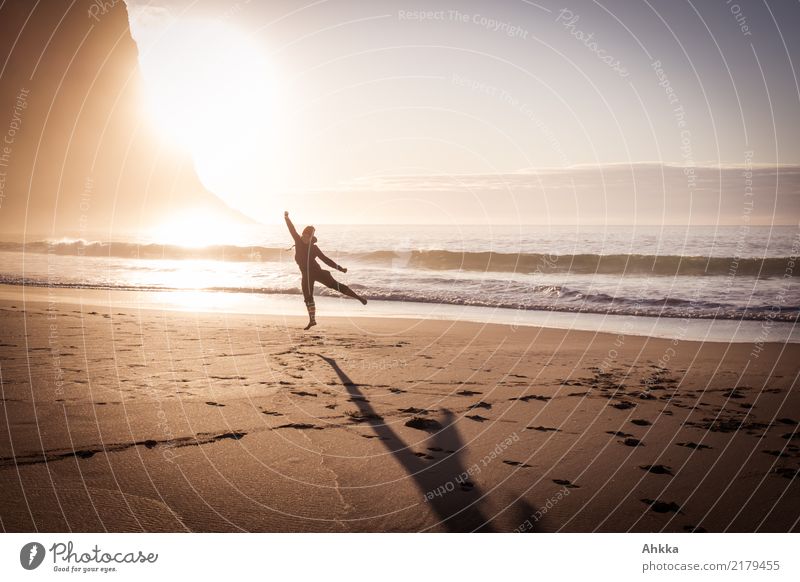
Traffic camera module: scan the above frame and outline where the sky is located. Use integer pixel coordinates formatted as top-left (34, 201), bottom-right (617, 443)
top-left (1, 0), bottom-right (798, 239)
top-left (121, 0), bottom-right (800, 226)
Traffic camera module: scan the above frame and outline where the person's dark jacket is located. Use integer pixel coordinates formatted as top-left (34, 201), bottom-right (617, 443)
top-left (285, 214), bottom-right (342, 273)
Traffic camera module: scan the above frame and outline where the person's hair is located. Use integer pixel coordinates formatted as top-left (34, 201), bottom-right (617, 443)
top-left (302, 225), bottom-right (315, 238)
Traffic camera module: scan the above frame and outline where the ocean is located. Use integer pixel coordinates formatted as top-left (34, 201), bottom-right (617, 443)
top-left (1, 224), bottom-right (798, 340)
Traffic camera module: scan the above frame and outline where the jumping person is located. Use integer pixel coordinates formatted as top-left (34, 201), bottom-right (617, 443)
top-left (284, 211), bottom-right (367, 330)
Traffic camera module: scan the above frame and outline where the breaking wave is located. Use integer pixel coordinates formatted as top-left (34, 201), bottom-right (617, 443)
top-left (2, 240), bottom-right (795, 277)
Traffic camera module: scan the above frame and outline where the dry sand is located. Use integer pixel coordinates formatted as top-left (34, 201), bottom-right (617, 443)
top-left (0, 289), bottom-right (798, 532)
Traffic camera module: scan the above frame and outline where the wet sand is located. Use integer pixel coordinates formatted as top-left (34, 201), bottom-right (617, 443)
top-left (0, 291), bottom-right (797, 532)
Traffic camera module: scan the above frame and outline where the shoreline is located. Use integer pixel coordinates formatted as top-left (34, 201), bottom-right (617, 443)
top-left (1, 284), bottom-right (797, 344)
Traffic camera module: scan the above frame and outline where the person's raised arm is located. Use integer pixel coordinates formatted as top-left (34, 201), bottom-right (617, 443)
top-left (314, 246), bottom-right (346, 272)
top-left (284, 211), bottom-right (300, 242)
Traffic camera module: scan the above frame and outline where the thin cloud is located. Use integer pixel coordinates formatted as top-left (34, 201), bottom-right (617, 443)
top-left (335, 162), bottom-right (800, 194)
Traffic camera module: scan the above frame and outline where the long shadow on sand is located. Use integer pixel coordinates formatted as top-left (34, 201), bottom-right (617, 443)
top-left (317, 354), bottom-right (538, 532)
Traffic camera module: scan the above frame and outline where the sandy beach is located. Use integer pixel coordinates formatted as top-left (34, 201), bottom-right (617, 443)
top-left (0, 287), bottom-right (797, 533)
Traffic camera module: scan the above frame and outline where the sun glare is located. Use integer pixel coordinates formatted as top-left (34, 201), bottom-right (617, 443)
top-left (134, 17), bottom-right (285, 220)
top-left (139, 19), bottom-right (273, 147)
top-left (148, 210), bottom-right (243, 247)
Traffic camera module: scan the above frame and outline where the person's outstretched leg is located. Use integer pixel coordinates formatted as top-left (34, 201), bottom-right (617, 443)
top-left (301, 271), bottom-right (317, 329)
top-left (337, 282), bottom-right (367, 304)
top-left (317, 270), bottom-right (367, 305)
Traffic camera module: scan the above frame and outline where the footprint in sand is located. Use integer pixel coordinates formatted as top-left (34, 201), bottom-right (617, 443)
top-left (460, 480), bottom-right (475, 491)
top-left (404, 417), bottom-right (442, 432)
top-left (772, 467), bottom-right (798, 479)
top-left (468, 402), bottom-right (492, 410)
top-left (261, 410), bottom-right (283, 416)
top-left (290, 390), bottom-right (316, 397)
top-left (412, 451), bottom-right (435, 460)
top-left (399, 407), bottom-right (427, 415)
top-left (612, 401), bottom-right (636, 410)
top-left (528, 426), bottom-right (561, 432)
top-left (607, 430), bottom-right (633, 438)
top-left (205, 401), bottom-right (225, 407)
top-left (456, 390), bottom-right (482, 396)
top-left (427, 447), bottom-right (444, 452)
top-left (640, 464), bottom-right (673, 476)
top-left (511, 395), bottom-right (550, 403)
top-left (552, 479), bottom-right (579, 488)
top-left (622, 438), bottom-right (644, 447)
top-left (722, 389), bottom-right (745, 399)
top-left (641, 499), bottom-right (681, 513)
top-left (677, 442), bottom-right (712, 450)
top-left (466, 414), bottom-right (490, 422)
top-left (345, 411), bottom-right (384, 423)
top-left (631, 419), bottom-right (651, 426)
top-left (503, 460), bottom-right (532, 468)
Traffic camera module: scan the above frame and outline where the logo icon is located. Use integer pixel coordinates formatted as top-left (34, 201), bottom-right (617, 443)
top-left (20, 542), bottom-right (46, 570)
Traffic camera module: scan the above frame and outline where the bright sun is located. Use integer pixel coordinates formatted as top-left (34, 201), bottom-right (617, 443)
top-left (132, 16), bottom-right (286, 222)
top-left (138, 19), bottom-right (272, 147)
